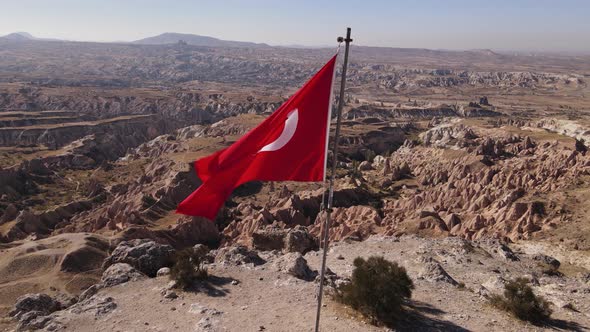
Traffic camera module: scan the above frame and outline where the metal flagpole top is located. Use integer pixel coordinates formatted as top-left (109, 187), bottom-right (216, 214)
top-left (337, 27), bottom-right (353, 44)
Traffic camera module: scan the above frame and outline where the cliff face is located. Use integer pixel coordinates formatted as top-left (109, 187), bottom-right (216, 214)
top-left (346, 105), bottom-right (501, 121)
top-left (0, 115), bottom-right (168, 148)
top-left (0, 88), bottom-right (280, 120)
top-left (0, 87), bottom-right (283, 151)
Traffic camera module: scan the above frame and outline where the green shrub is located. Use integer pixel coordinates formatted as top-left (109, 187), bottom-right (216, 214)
top-left (490, 277), bottom-right (552, 323)
top-left (336, 256), bottom-right (414, 325)
top-left (170, 248), bottom-right (208, 289)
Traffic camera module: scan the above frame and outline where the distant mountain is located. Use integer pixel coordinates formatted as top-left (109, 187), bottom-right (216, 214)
top-left (467, 49), bottom-right (500, 56)
top-left (133, 32), bottom-right (269, 48)
top-left (1, 32), bottom-right (33, 41)
top-left (0, 32), bottom-right (63, 42)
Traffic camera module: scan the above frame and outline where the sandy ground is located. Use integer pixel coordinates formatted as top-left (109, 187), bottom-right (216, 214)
top-left (18, 235), bottom-right (588, 332)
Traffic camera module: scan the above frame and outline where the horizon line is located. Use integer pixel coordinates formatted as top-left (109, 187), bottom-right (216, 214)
top-left (2, 31), bottom-right (590, 56)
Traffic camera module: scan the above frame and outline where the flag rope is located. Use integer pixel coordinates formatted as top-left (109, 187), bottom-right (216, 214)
top-left (319, 44), bottom-right (341, 215)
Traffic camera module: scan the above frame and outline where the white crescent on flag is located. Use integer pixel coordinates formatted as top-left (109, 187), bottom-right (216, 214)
top-left (259, 109), bottom-right (299, 152)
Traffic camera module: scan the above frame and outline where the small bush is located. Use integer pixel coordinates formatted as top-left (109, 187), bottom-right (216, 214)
top-left (490, 277), bottom-right (552, 323)
top-left (336, 256), bottom-right (413, 326)
top-left (350, 161), bottom-right (362, 178)
top-left (170, 248), bottom-right (208, 289)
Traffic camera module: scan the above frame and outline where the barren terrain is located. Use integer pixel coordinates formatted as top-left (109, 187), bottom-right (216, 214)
top-left (1, 35), bottom-right (590, 331)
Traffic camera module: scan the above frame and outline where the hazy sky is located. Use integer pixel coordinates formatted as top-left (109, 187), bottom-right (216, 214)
top-left (1, 0), bottom-right (589, 52)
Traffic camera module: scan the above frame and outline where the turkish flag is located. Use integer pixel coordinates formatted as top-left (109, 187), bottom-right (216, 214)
top-left (177, 54), bottom-right (338, 219)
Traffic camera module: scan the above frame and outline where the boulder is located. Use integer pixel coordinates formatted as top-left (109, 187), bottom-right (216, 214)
top-left (575, 139), bottom-right (588, 154)
top-left (16, 311), bottom-right (57, 331)
top-left (101, 263), bottom-right (146, 287)
top-left (9, 293), bottom-right (61, 318)
top-left (479, 239), bottom-right (519, 261)
top-left (482, 276), bottom-right (507, 293)
top-left (373, 155), bottom-right (386, 168)
top-left (497, 244), bottom-right (519, 261)
top-left (252, 227), bottom-right (286, 251)
top-left (314, 267), bottom-right (343, 288)
top-left (533, 254), bottom-right (560, 270)
top-left (68, 296), bottom-right (117, 316)
top-left (215, 246), bottom-right (265, 266)
top-left (0, 203), bottom-right (18, 224)
top-left (252, 226), bottom-right (317, 254)
top-left (273, 253), bottom-right (317, 281)
top-left (358, 161), bottom-right (374, 171)
top-left (157, 267), bottom-right (171, 277)
top-left (284, 226), bottom-right (317, 254)
top-left (102, 239), bottom-right (175, 277)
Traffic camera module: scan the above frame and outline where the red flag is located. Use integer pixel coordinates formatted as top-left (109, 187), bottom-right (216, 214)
top-left (177, 54), bottom-right (338, 219)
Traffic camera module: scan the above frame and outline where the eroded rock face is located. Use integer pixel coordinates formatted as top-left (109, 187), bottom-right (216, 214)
top-left (420, 123), bottom-right (478, 148)
top-left (63, 158), bottom-right (201, 236)
top-left (376, 132), bottom-right (590, 242)
top-left (4, 199), bottom-right (99, 242)
top-left (310, 206), bottom-right (382, 243)
top-left (102, 239), bottom-right (175, 277)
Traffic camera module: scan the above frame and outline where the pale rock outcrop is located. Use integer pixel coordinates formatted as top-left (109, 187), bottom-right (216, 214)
top-left (417, 257), bottom-right (459, 286)
top-left (215, 246), bottom-right (265, 266)
top-left (101, 263), bottom-right (146, 287)
top-left (273, 253), bottom-right (317, 281)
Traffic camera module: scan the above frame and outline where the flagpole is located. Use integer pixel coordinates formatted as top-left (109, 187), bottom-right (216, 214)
top-left (314, 27), bottom-right (352, 332)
